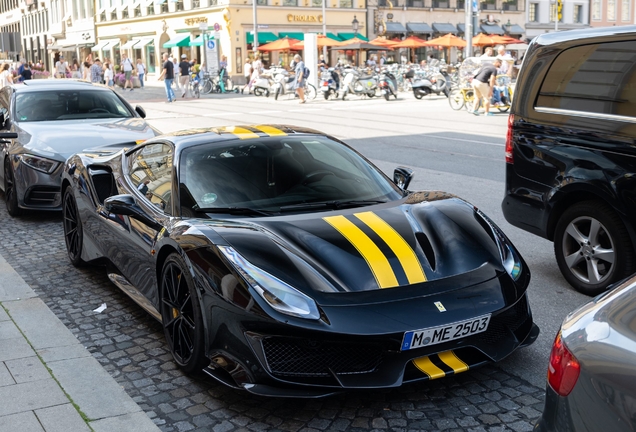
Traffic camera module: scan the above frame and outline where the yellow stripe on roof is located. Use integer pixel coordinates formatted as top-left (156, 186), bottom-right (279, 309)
top-left (223, 126), bottom-right (260, 140)
top-left (253, 125), bottom-right (287, 136)
top-left (412, 356), bottom-right (446, 380)
top-left (438, 351), bottom-right (469, 374)
top-left (323, 215), bottom-right (399, 289)
top-left (355, 212), bottom-right (427, 284)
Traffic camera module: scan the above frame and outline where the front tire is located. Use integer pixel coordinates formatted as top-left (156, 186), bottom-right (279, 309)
top-left (160, 253), bottom-right (208, 374)
top-left (554, 201), bottom-right (635, 296)
top-left (274, 87), bottom-right (281, 100)
top-left (63, 187), bottom-right (85, 267)
top-left (4, 158), bottom-right (22, 217)
top-left (384, 92), bottom-right (390, 101)
top-left (448, 88), bottom-right (465, 110)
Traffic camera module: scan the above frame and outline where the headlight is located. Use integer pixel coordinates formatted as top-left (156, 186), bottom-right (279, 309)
top-left (476, 209), bottom-right (522, 281)
top-left (218, 246), bottom-right (321, 320)
top-left (19, 154), bottom-right (60, 174)
top-left (503, 244), bottom-right (522, 281)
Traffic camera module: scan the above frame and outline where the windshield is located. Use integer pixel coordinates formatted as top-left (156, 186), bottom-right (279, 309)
top-left (179, 136), bottom-right (403, 216)
top-left (15, 90), bottom-right (133, 122)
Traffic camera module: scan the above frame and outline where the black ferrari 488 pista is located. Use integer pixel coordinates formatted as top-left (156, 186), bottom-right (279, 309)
top-left (61, 124), bottom-right (538, 397)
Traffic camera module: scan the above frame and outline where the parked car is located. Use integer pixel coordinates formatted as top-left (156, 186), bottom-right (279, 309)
top-left (502, 25), bottom-right (636, 296)
top-left (0, 80), bottom-right (159, 216)
top-left (61, 124), bottom-right (538, 397)
top-left (535, 273), bottom-right (636, 432)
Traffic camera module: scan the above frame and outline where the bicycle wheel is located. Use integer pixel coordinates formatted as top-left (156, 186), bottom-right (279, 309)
top-left (305, 84), bottom-right (317, 100)
top-left (194, 84), bottom-right (200, 99)
top-left (202, 79), bottom-right (213, 94)
top-left (448, 89), bottom-right (464, 110)
top-left (464, 89), bottom-right (476, 111)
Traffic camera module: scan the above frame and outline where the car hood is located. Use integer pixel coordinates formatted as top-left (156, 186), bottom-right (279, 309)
top-left (15, 118), bottom-right (158, 161)
top-left (199, 192), bottom-right (505, 296)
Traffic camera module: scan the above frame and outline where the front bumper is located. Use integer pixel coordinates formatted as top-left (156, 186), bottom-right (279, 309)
top-left (205, 292), bottom-right (538, 397)
top-left (11, 155), bottom-right (63, 210)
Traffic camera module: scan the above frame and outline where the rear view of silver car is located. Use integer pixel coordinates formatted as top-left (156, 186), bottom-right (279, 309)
top-left (535, 274), bottom-right (636, 432)
top-left (0, 80), bottom-right (158, 216)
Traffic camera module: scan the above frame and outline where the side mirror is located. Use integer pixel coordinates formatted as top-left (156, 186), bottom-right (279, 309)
top-left (103, 194), bottom-right (163, 231)
top-left (393, 166), bottom-right (414, 190)
top-left (135, 105), bottom-right (147, 119)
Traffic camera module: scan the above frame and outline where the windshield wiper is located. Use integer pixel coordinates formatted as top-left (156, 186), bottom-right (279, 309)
top-left (279, 200), bottom-right (386, 212)
top-left (193, 206), bottom-right (274, 216)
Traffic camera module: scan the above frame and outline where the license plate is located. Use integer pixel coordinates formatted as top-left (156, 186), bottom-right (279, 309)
top-left (321, 86), bottom-right (329, 91)
top-left (401, 315), bottom-right (491, 351)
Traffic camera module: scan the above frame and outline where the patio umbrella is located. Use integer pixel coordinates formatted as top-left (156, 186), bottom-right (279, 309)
top-left (392, 36), bottom-right (429, 49)
top-left (333, 41), bottom-right (386, 50)
top-left (369, 37), bottom-right (400, 47)
top-left (423, 33), bottom-right (467, 48)
top-left (291, 35), bottom-right (342, 49)
top-left (472, 33), bottom-right (496, 46)
top-left (258, 37), bottom-right (301, 52)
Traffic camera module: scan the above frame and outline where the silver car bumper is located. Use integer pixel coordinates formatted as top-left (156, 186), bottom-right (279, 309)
top-left (12, 155), bottom-right (64, 211)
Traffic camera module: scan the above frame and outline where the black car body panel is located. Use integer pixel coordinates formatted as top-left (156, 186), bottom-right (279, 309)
top-left (63, 125), bottom-right (537, 396)
top-left (0, 81), bottom-right (159, 211)
top-left (535, 274), bottom-right (636, 432)
top-left (501, 25), bottom-right (636, 294)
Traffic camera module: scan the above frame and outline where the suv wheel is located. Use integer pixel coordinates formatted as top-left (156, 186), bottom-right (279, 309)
top-left (554, 201), bottom-right (635, 296)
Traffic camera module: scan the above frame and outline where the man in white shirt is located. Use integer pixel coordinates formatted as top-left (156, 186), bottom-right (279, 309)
top-left (496, 45), bottom-right (513, 76)
top-left (55, 55), bottom-right (69, 79)
top-left (121, 53), bottom-right (134, 91)
top-left (171, 56), bottom-right (180, 91)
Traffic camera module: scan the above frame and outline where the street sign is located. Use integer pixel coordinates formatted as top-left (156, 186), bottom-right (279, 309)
top-left (213, 22), bottom-right (221, 31)
top-left (199, 22), bottom-right (207, 31)
top-left (205, 36), bottom-right (220, 75)
top-left (207, 39), bottom-right (215, 50)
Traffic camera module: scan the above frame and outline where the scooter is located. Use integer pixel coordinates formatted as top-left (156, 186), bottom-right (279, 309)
top-left (272, 69), bottom-right (296, 100)
top-left (378, 69), bottom-right (398, 101)
top-left (339, 68), bottom-right (377, 100)
top-left (412, 69), bottom-right (450, 99)
top-left (251, 69), bottom-right (276, 97)
top-left (320, 68), bottom-right (339, 100)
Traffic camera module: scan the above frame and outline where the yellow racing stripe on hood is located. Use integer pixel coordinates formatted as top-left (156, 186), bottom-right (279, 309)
top-left (253, 125), bottom-right (287, 136)
top-left (438, 351), bottom-right (469, 374)
top-left (355, 212), bottom-right (427, 284)
top-left (412, 356), bottom-right (445, 379)
top-left (323, 215), bottom-right (399, 288)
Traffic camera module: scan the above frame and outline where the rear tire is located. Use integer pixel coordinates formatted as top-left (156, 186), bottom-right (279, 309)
top-left (4, 158), bottom-right (22, 217)
top-left (554, 201), bottom-right (635, 296)
top-left (274, 87), bottom-right (281, 100)
top-left (384, 92), bottom-right (390, 101)
top-left (448, 88), bottom-right (465, 110)
top-left (323, 90), bottom-right (330, 100)
top-left (253, 88), bottom-right (263, 96)
top-left (202, 80), bottom-right (213, 95)
top-left (306, 84), bottom-right (317, 100)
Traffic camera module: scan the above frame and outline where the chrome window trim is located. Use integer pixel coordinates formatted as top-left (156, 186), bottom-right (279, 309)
top-left (535, 107), bottom-right (636, 124)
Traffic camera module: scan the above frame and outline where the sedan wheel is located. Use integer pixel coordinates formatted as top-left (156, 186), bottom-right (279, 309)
top-left (160, 253), bottom-right (208, 374)
top-left (62, 187), bottom-right (85, 267)
top-left (3, 158), bottom-right (22, 217)
top-left (554, 201), bottom-right (635, 296)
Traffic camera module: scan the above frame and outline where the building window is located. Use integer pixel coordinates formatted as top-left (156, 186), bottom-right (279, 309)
top-left (134, 4), bottom-right (140, 15)
top-left (339, 0), bottom-right (352, 7)
top-left (433, 0), bottom-right (450, 7)
top-left (160, 2), bottom-right (167, 12)
top-left (122, 7), bottom-right (128, 17)
top-left (529, 2), bottom-right (538, 21)
top-left (192, 0), bottom-right (199, 7)
top-left (312, 0), bottom-right (321, 6)
top-left (457, 0), bottom-right (465, 8)
top-left (591, 0), bottom-right (601, 19)
top-left (608, 0), bottom-right (616, 20)
top-left (481, 0), bottom-right (496, 10)
top-left (502, 0), bottom-right (516, 10)
top-left (622, 0), bottom-right (630, 20)
top-left (407, 0), bottom-right (423, 6)
top-left (110, 10), bottom-right (116, 19)
top-left (549, 2), bottom-right (563, 21)
top-left (147, 4), bottom-right (154, 14)
top-left (176, 0), bottom-right (183, 10)
top-left (573, 4), bottom-right (583, 22)
top-left (283, 0), bottom-right (296, 5)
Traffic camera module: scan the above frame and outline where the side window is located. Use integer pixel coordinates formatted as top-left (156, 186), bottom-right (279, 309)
top-left (128, 143), bottom-right (173, 214)
top-left (536, 40), bottom-right (636, 118)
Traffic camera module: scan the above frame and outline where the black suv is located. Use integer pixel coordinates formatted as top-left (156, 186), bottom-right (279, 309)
top-left (502, 26), bottom-right (636, 296)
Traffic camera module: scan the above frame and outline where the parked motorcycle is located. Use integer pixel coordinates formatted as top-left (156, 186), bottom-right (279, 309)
top-left (412, 68), bottom-right (451, 99)
top-left (320, 68), bottom-right (340, 100)
top-left (272, 69), bottom-right (296, 100)
top-left (339, 68), bottom-right (377, 100)
top-left (378, 69), bottom-right (398, 101)
top-left (252, 69), bottom-right (277, 97)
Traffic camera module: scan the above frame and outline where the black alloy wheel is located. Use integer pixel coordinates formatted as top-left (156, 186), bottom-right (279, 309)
top-left (62, 187), bottom-right (85, 267)
top-left (554, 201), bottom-right (635, 296)
top-left (4, 158), bottom-right (22, 217)
top-left (160, 253), bottom-right (208, 374)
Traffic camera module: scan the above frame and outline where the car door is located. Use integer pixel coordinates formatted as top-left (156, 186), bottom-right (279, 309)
top-left (0, 87), bottom-right (12, 188)
top-left (106, 142), bottom-right (174, 305)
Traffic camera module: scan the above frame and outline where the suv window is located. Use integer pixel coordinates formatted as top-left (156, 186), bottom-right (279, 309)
top-left (536, 40), bottom-right (636, 118)
top-left (128, 143), bottom-right (173, 214)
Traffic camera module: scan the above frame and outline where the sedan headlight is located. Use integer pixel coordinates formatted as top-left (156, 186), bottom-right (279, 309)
top-left (218, 246), bottom-right (321, 320)
top-left (19, 154), bottom-right (60, 174)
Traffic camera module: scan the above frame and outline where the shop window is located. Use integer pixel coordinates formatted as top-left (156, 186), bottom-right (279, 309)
top-left (339, 0), bottom-right (352, 7)
top-left (134, 5), bottom-right (141, 16)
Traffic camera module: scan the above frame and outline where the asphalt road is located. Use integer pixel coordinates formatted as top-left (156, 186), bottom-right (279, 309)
top-left (136, 89), bottom-right (590, 389)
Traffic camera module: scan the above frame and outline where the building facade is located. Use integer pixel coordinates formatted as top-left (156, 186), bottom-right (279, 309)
top-left (524, 0), bottom-right (589, 39)
top-left (0, 0), bottom-right (22, 60)
top-left (589, 0), bottom-right (633, 27)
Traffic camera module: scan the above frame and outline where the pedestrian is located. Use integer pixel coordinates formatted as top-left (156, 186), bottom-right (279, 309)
top-left (171, 55), bottom-right (180, 91)
top-left (470, 58), bottom-right (501, 116)
top-left (178, 54), bottom-right (190, 98)
top-left (318, 54), bottom-right (328, 70)
top-left (55, 55), bottom-right (70, 78)
top-left (293, 54), bottom-right (306, 104)
top-left (82, 61), bottom-right (91, 80)
top-left (20, 63), bottom-right (32, 81)
top-left (0, 64), bottom-right (13, 88)
top-left (138, 180), bottom-right (150, 195)
top-left (121, 53), bottom-right (134, 91)
top-left (158, 52), bottom-right (176, 103)
top-left (16, 59), bottom-right (24, 82)
top-left (136, 58), bottom-right (146, 89)
top-left (496, 45), bottom-right (513, 76)
top-left (242, 58), bottom-right (252, 93)
top-left (481, 47), bottom-right (494, 58)
top-left (89, 58), bottom-right (103, 84)
top-left (71, 59), bottom-right (82, 78)
top-left (104, 63), bottom-right (114, 88)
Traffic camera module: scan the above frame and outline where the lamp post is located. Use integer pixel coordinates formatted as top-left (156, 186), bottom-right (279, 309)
top-left (322, 0), bottom-right (327, 60)
top-left (503, 19), bottom-right (511, 34)
top-left (252, 0), bottom-right (259, 53)
top-left (352, 15), bottom-right (359, 37)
